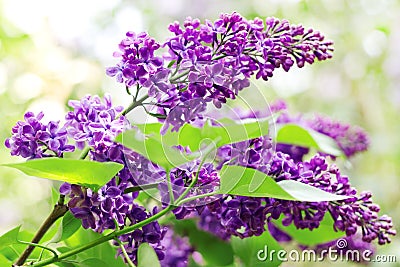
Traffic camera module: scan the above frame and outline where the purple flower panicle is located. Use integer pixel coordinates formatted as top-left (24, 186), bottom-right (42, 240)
top-left (65, 94), bottom-right (128, 152)
top-left (5, 111), bottom-right (74, 158)
top-left (107, 12), bottom-right (334, 133)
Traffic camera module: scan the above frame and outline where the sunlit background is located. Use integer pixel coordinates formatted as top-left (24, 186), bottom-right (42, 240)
top-left (0, 0), bottom-right (399, 266)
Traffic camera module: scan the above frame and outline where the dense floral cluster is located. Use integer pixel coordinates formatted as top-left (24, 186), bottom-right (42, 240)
top-left (5, 111), bottom-right (75, 158)
top-left (65, 94), bottom-right (128, 153)
top-left (159, 160), bottom-right (220, 219)
top-left (196, 152), bottom-right (396, 246)
top-left (159, 228), bottom-right (193, 267)
top-left (107, 12), bottom-right (333, 133)
top-left (4, 12), bottom-right (396, 267)
top-left (275, 102), bottom-right (369, 159)
top-left (116, 205), bottom-right (167, 265)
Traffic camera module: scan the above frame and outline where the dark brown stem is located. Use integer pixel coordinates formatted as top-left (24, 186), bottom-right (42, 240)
top-left (13, 195), bottom-right (68, 267)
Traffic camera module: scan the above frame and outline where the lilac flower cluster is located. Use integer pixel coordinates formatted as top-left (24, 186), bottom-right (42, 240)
top-left (275, 101), bottom-right (369, 159)
top-left (107, 12), bottom-right (334, 133)
top-left (237, 99), bottom-right (369, 161)
top-left (65, 94), bottom-right (128, 153)
top-left (5, 111), bottom-right (74, 159)
top-left (159, 227), bottom-right (193, 267)
top-left (4, 11), bottom-right (396, 267)
top-left (308, 115), bottom-right (369, 157)
top-left (116, 205), bottom-right (167, 265)
top-left (106, 32), bottom-right (164, 88)
top-left (196, 152), bottom-right (396, 247)
top-left (159, 159), bottom-right (220, 219)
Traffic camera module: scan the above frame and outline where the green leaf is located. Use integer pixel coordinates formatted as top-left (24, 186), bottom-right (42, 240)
top-left (276, 180), bottom-right (349, 201)
top-left (0, 226), bottom-right (20, 251)
top-left (231, 230), bottom-right (283, 267)
top-left (219, 165), bottom-right (349, 202)
top-left (137, 243), bottom-right (161, 267)
top-left (1, 158), bottom-right (124, 191)
top-left (137, 116), bottom-right (273, 152)
top-left (119, 116), bottom-right (274, 170)
top-left (66, 227), bottom-right (126, 267)
top-left (276, 124), bottom-right (343, 156)
top-left (0, 254), bottom-right (12, 266)
top-left (218, 165), bottom-right (295, 200)
top-left (173, 219), bottom-right (234, 266)
top-left (51, 211), bottom-right (81, 243)
top-left (116, 129), bottom-right (213, 170)
top-left (80, 258), bottom-right (109, 267)
top-left (273, 214), bottom-right (345, 246)
top-left (54, 262), bottom-right (77, 267)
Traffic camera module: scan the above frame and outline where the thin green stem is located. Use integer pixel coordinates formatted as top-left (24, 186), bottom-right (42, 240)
top-left (31, 206), bottom-right (174, 267)
top-left (17, 241), bottom-right (58, 260)
top-left (123, 182), bottom-right (162, 194)
top-left (79, 147), bottom-right (90, 160)
top-left (175, 147), bottom-right (216, 205)
top-left (115, 239), bottom-right (135, 267)
top-left (169, 69), bottom-right (190, 82)
top-left (176, 192), bottom-right (219, 206)
top-left (120, 94), bottom-right (149, 117)
top-left (166, 170), bottom-right (175, 205)
top-left (124, 183), bottom-right (160, 194)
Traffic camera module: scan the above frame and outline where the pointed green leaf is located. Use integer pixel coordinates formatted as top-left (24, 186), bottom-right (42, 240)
top-left (277, 180), bottom-right (349, 201)
top-left (273, 214), bottom-right (345, 246)
top-left (51, 211), bottom-right (81, 243)
top-left (0, 226), bottom-right (20, 251)
top-left (137, 116), bottom-right (274, 152)
top-left (116, 130), bottom-right (213, 170)
top-left (80, 258), bottom-right (109, 267)
top-left (137, 243), bottom-right (161, 267)
top-left (276, 124), bottom-right (343, 156)
top-left (1, 158), bottom-right (124, 191)
top-left (0, 253), bottom-right (12, 266)
top-left (231, 230), bottom-right (283, 267)
top-left (219, 165), bottom-right (349, 201)
top-left (218, 165), bottom-right (295, 200)
top-left (173, 219), bottom-right (234, 266)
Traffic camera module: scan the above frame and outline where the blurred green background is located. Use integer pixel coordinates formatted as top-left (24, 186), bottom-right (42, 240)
top-left (0, 0), bottom-right (399, 266)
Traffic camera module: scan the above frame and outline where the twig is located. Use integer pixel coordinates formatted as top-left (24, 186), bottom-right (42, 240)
top-left (13, 195), bottom-right (68, 266)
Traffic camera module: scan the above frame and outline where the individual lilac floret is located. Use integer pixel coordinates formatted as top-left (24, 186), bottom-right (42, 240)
top-left (65, 94), bottom-right (128, 153)
top-left (160, 228), bottom-right (193, 267)
top-left (5, 111), bottom-right (75, 159)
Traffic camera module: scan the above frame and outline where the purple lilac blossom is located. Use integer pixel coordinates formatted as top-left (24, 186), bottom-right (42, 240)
top-left (237, 99), bottom-right (369, 161)
top-left (159, 159), bottom-right (220, 219)
top-left (5, 111), bottom-right (75, 158)
top-left (106, 32), bottom-right (164, 88)
top-left (198, 151), bottom-right (396, 246)
top-left (60, 143), bottom-right (164, 232)
top-left (308, 115), bottom-right (369, 157)
top-left (160, 227), bottom-right (193, 267)
top-left (116, 205), bottom-right (167, 265)
top-left (65, 94), bottom-right (128, 153)
top-left (107, 12), bottom-right (333, 133)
